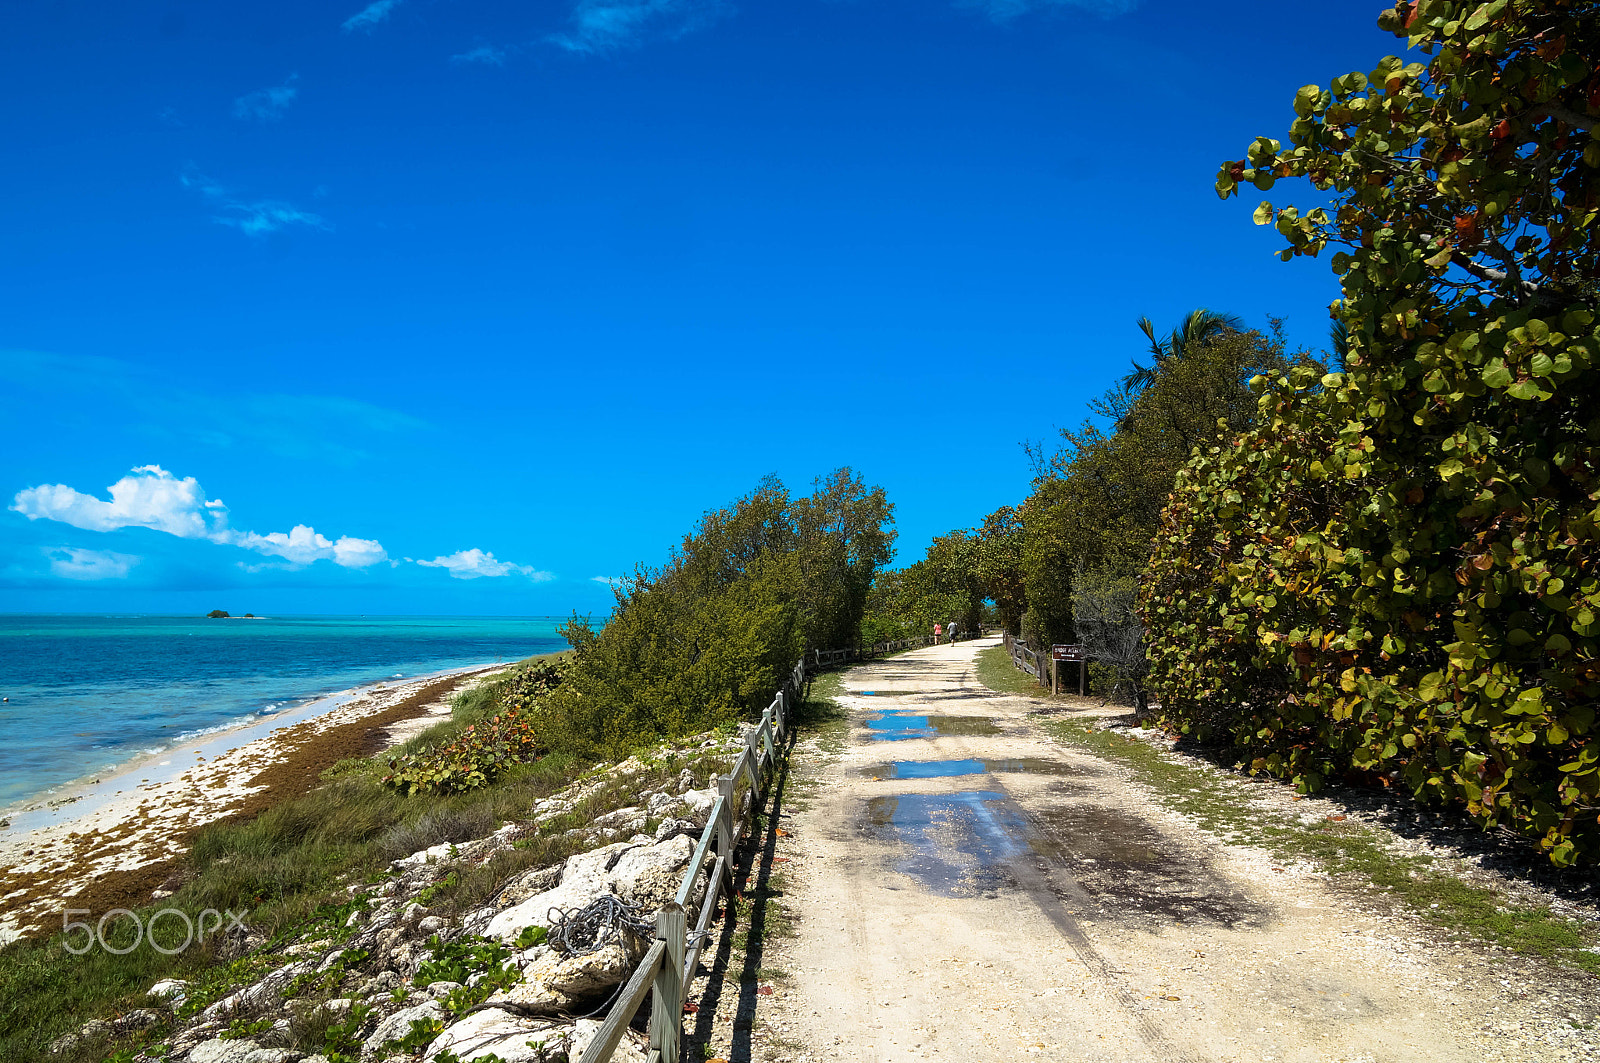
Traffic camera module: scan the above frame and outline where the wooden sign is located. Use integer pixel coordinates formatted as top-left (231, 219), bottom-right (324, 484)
top-left (1052, 644), bottom-right (1084, 662)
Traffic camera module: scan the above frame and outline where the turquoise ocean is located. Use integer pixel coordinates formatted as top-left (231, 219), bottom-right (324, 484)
top-left (0, 615), bottom-right (568, 808)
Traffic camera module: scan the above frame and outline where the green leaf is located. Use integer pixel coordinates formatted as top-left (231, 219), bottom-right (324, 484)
top-left (1507, 380), bottom-right (1552, 400)
top-left (1481, 359), bottom-right (1513, 388)
top-left (1253, 201), bottom-right (1274, 225)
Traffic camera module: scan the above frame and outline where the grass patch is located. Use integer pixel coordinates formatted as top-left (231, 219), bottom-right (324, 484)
top-left (793, 672), bottom-right (848, 754)
top-left (1035, 713), bottom-right (1600, 976)
top-left (974, 645), bottom-right (1061, 700)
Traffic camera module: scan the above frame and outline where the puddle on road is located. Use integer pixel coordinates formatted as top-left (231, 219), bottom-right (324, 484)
top-left (862, 790), bottom-right (1269, 927)
top-left (865, 712), bottom-right (934, 740)
top-left (863, 791), bottom-right (1030, 896)
top-left (864, 712), bottom-right (1003, 741)
top-left (860, 758), bottom-right (1087, 779)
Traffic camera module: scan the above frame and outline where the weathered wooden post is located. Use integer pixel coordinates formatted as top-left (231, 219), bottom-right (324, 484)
top-left (1079, 658), bottom-right (1087, 695)
top-left (715, 773), bottom-right (734, 858)
top-left (649, 902), bottom-right (686, 1063)
top-left (760, 707), bottom-right (776, 766)
top-left (1050, 654), bottom-right (1058, 695)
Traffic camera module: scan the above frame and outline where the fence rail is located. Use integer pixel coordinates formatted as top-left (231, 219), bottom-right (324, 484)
top-left (813, 635), bottom-right (926, 668)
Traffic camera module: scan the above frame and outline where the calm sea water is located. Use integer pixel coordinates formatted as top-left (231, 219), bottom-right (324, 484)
top-left (0, 614), bottom-right (568, 808)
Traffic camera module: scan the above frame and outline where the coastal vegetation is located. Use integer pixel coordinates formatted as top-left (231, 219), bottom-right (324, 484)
top-left (537, 469), bottom-right (893, 758)
top-left (1144, 0), bottom-right (1600, 866)
top-left (0, 469), bottom-right (885, 1061)
top-left (381, 659), bottom-right (564, 796)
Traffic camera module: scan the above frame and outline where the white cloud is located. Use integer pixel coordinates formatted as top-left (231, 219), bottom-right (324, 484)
top-left (12, 465), bottom-right (224, 538)
top-left (451, 45), bottom-right (507, 65)
top-left (591, 575), bottom-right (628, 586)
top-left (418, 549), bottom-right (553, 580)
top-left (180, 168), bottom-right (325, 238)
top-left (46, 548), bottom-right (140, 581)
top-left (336, 537), bottom-right (389, 567)
top-left (216, 202), bottom-right (326, 237)
top-left (233, 76), bottom-right (299, 121)
top-left (228, 526), bottom-right (389, 568)
top-left (343, 0), bottom-right (402, 33)
top-left (11, 466), bottom-right (387, 569)
top-left (551, 0), bottom-right (730, 54)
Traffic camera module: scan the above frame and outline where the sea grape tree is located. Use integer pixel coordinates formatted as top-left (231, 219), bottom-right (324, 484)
top-left (1145, 0), bottom-right (1600, 863)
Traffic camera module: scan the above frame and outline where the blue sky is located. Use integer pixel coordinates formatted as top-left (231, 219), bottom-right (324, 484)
top-left (0, 0), bottom-right (1393, 616)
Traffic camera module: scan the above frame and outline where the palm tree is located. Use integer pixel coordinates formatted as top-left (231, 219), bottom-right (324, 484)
top-left (1122, 308), bottom-right (1245, 393)
top-left (1328, 318), bottom-right (1349, 368)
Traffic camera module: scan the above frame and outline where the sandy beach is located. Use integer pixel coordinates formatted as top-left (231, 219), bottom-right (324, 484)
top-left (0, 664), bottom-right (503, 943)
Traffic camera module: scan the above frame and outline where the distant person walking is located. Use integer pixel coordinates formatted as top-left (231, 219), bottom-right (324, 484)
top-left (933, 622), bottom-right (942, 645)
top-left (948, 620), bottom-right (959, 644)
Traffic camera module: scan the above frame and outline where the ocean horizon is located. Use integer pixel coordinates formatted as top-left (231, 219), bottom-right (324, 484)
top-left (0, 613), bottom-right (570, 809)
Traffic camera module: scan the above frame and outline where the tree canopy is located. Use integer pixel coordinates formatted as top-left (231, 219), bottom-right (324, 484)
top-left (1146, 0), bottom-right (1600, 864)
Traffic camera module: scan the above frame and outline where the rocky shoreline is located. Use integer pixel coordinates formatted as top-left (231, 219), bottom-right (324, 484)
top-left (47, 729), bottom-right (757, 1063)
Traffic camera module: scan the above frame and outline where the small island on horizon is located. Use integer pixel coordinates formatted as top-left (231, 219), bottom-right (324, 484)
top-left (204, 610), bottom-right (259, 619)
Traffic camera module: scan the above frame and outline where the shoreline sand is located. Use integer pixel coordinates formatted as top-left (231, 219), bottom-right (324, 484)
top-left (0, 663), bottom-right (505, 943)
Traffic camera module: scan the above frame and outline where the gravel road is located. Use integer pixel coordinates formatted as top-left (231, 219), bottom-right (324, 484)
top-left (710, 638), bottom-right (1600, 1063)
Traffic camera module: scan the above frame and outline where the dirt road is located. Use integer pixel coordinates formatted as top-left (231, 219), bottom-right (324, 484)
top-left (731, 638), bottom-right (1598, 1063)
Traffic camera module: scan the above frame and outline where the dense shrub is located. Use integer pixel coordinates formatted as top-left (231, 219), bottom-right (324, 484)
top-left (535, 471), bottom-right (893, 757)
top-left (1145, 0), bottom-right (1600, 864)
top-left (382, 660), bottom-right (564, 796)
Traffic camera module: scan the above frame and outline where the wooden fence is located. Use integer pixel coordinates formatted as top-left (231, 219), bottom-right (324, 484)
top-left (812, 634), bottom-right (935, 668)
top-left (1003, 635), bottom-right (1089, 695)
top-left (1010, 637), bottom-right (1043, 679)
top-left (580, 628), bottom-right (984, 1062)
top-left (577, 656), bottom-right (808, 1063)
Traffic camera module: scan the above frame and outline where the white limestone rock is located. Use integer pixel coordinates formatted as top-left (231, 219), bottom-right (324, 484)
top-left (189, 1039), bottom-right (264, 1063)
top-left (423, 1008), bottom-right (570, 1062)
top-left (360, 1000), bottom-right (445, 1059)
top-left (564, 1018), bottom-right (648, 1063)
top-left (485, 942), bottom-right (632, 1014)
top-left (147, 978), bottom-right (189, 1003)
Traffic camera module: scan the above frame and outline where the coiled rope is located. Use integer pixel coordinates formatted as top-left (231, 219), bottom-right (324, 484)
top-left (546, 894), bottom-right (656, 957)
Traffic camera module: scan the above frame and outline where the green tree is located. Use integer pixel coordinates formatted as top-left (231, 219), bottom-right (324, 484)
top-left (541, 471), bottom-right (894, 756)
top-left (1021, 325), bottom-right (1308, 648)
top-left (1123, 309), bottom-right (1245, 393)
top-left (793, 468), bottom-right (897, 651)
top-left (1149, 0), bottom-right (1600, 863)
top-left (974, 506), bottom-right (1027, 634)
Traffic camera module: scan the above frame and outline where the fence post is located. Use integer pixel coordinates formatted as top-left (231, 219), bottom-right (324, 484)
top-left (760, 708), bottom-right (776, 765)
top-left (715, 773), bottom-right (735, 859)
top-left (648, 902), bottom-right (686, 1063)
